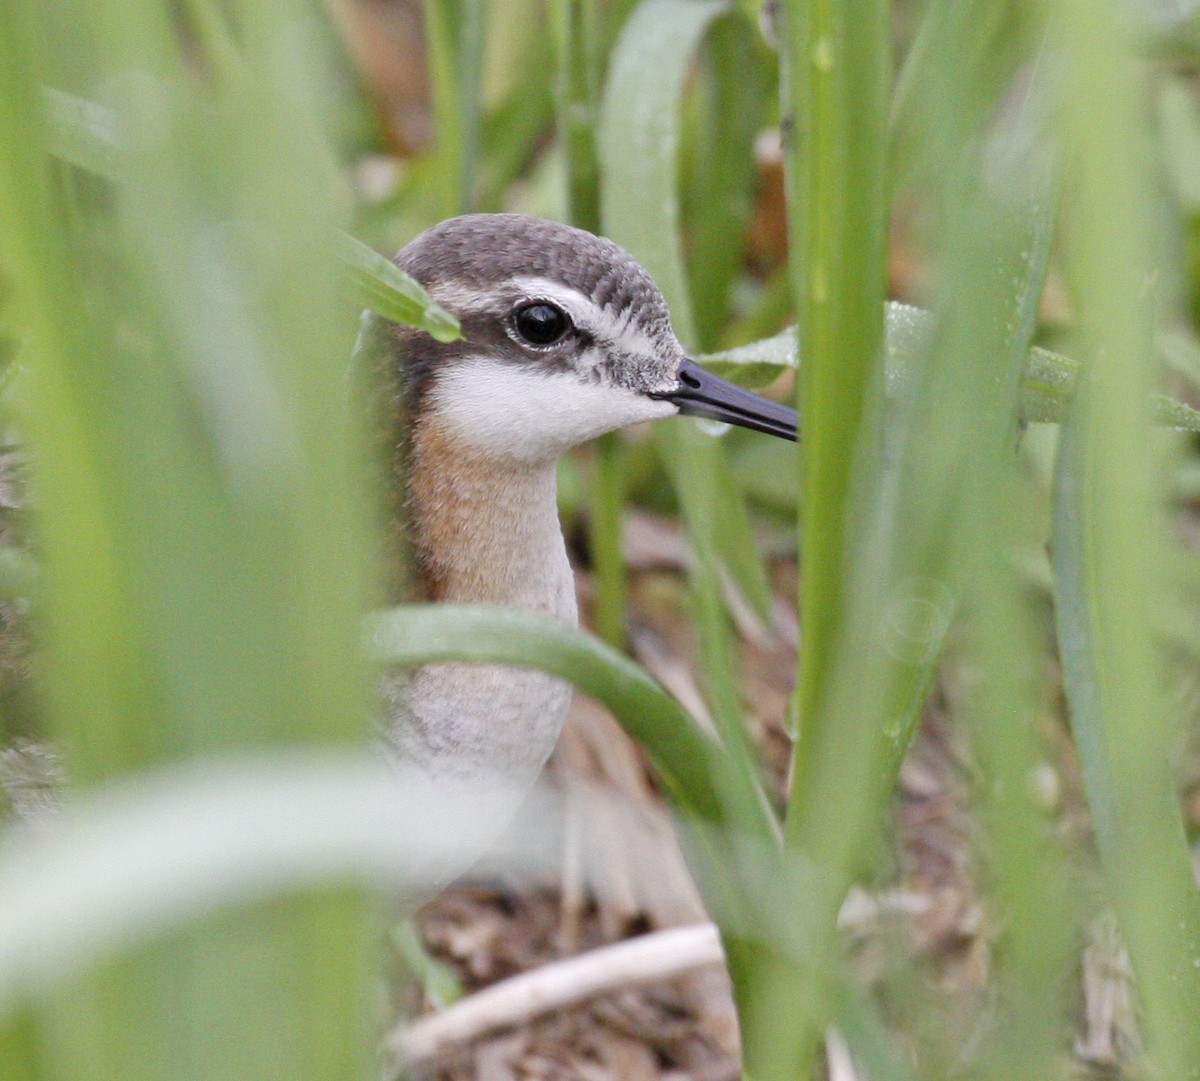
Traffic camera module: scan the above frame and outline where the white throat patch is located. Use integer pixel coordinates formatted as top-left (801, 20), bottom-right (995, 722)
top-left (429, 357), bottom-right (677, 464)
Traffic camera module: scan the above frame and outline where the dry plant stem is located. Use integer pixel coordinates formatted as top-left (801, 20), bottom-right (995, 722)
top-left (388, 923), bottom-right (724, 1069)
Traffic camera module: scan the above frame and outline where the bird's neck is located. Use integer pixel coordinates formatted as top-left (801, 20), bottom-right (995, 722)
top-left (406, 417), bottom-right (578, 625)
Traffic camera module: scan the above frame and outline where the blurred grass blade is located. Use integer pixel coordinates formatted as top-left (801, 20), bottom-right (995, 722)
top-left (0, 753), bottom-right (593, 1018)
top-left (335, 232), bottom-right (462, 341)
top-left (0, 2), bottom-right (149, 778)
top-left (41, 86), bottom-right (123, 178)
top-left (700, 304), bottom-right (1200, 430)
top-left (683, 17), bottom-right (771, 351)
top-left (0, 548), bottom-right (38, 604)
top-left (551, 0), bottom-right (627, 647)
top-left (782, 0), bottom-right (889, 768)
top-left (423, 0), bottom-right (485, 214)
top-left (37, 88), bottom-right (459, 341)
top-left (0, 740), bottom-right (895, 1081)
top-left (1148, 389), bottom-right (1200, 429)
top-left (888, 1), bottom-right (1025, 199)
top-left (964, 459), bottom-right (1076, 1080)
top-left (774, 26), bottom-right (1059, 1081)
top-left (1053, 0), bottom-right (1200, 1072)
top-left (599, 0), bottom-right (775, 625)
top-left (587, 431), bottom-right (628, 649)
top-left (1053, 377), bottom-right (1200, 1073)
top-left (551, 0), bottom-right (602, 232)
top-left (4, 3), bottom-right (378, 1081)
top-left (368, 604), bottom-right (777, 843)
top-left (937, 62), bottom-right (1075, 1077)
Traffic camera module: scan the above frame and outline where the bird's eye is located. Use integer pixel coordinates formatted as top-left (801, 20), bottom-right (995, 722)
top-left (513, 302), bottom-right (570, 347)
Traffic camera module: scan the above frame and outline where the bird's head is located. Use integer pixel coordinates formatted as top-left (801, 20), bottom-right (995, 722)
top-left (392, 214), bottom-right (796, 466)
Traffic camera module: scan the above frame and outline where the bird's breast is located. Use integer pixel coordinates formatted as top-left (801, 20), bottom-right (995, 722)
top-left (386, 420), bottom-right (579, 787)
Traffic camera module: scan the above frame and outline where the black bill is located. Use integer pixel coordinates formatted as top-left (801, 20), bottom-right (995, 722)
top-left (650, 357), bottom-right (798, 441)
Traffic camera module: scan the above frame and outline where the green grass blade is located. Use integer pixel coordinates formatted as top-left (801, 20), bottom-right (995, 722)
top-left (3, 3), bottom-right (378, 1080)
top-left (1050, 3), bottom-right (1200, 1071)
top-left (683, 17), bottom-right (772, 351)
top-left (0, 4), bottom-right (152, 777)
top-left (772, 26), bottom-right (1060, 1080)
top-left (36, 86), bottom-right (462, 343)
top-left (888, 1), bottom-right (1026, 199)
top-left (771, 0), bottom-right (888, 1070)
top-left (368, 603), bottom-right (776, 842)
top-left (962, 464), bottom-right (1077, 1079)
top-left (551, 0), bottom-right (602, 232)
top-left (35, 85), bottom-right (460, 343)
top-left (931, 69), bottom-right (1076, 1077)
top-left (599, 0), bottom-right (775, 627)
top-left (1053, 387), bottom-right (1200, 1078)
top-left (587, 431), bottom-right (628, 649)
top-left (335, 231), bottom-right (462, 341)
top-left (782, 0), bottom-right (889, 750)
top-left (701, 304), bottom-right (1200, 430)
top-left (551, 0), bottom-right (628, 648)
top-left (423, 0), bottom-right (485, 214)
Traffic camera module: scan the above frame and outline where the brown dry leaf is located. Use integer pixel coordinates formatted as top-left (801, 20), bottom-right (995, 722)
top-left (622, 513), bottom-right (691, 572)
top-left (1076, 912), bottom-right (1140, 1069)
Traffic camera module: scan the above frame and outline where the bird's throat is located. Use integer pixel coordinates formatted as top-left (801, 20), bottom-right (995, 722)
top-left (387, 416), bottom-right (577, 789)
top-left (407, 416), bottom-right (578, 626)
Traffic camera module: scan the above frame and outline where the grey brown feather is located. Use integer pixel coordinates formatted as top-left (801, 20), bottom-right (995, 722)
top-left (391, 214), bottom-right (683, 409)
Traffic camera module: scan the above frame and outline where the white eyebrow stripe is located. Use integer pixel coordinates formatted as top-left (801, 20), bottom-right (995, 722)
top-left (508, 276), bottom-right (661, 361)
top-left (507, 277), bottom-right (598, 325)
top-left (425, 275), bottom-right (663, 363)
top-left (424, 279), bottom-right (502, 311)
top-left (425, 276), bottom-right (599, 328)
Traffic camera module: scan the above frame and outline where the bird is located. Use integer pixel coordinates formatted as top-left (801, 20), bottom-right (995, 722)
top-left (374, 213), bottom-right (797, 857)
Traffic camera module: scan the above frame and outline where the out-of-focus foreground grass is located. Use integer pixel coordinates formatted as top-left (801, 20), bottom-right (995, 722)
top-left (3, 0), bottom-right (1200, 1080)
